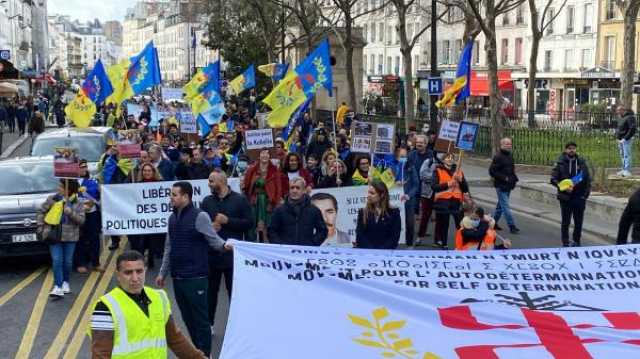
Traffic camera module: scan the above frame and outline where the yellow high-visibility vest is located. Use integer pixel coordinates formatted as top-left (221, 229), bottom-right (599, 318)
top-left (94, 286), bottom-right (171, 358)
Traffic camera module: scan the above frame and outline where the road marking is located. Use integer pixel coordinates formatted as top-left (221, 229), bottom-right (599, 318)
top-left (0, 267), bottom-right (46, 306)
top-left (64, 238), bottom-right (128, 358)
top-left (15, 269), bottom-right (54, 359)
top-left (43, 246), bottom-right (113, 359)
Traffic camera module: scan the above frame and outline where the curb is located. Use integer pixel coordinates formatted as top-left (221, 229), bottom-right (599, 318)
top-left (0, 134), bottom-right (30, 159)
top-left (472, 193), bottom-right (616, 245)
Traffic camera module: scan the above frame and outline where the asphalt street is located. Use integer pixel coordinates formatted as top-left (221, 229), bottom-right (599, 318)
top-left (0, 196), bottom-right (609, 358)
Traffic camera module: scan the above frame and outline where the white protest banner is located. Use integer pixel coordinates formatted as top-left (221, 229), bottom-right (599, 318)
top-left (438, 119), bottom-right (460, 142)
top-left (245, 128), bottom-right (274, 150)
top-left (178, 112), bottom-right (197, 134)
top-left (310, 185), bottom-right (405, 244)
top-left (161, 87), bottom-right (184, 101)
top-left (101, 178), bottom-right (240, 235)
top-left (221, 242), bottom-right (640, 359)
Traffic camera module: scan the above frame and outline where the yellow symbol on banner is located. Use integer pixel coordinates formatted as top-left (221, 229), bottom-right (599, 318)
top-left (348, 307), bottom-right (441, 359)
top-left (131, 57), bottom-right (148, 86)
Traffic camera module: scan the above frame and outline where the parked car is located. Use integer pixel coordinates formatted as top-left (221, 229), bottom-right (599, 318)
top-left (0, 156), bottom-right (58, 258)
top-left (30, 127), bottom-right (114, 174)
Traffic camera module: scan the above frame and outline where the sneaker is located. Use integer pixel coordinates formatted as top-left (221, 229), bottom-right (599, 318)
top-left (616, 170), bottom-right (625, 177)
top-left (621, 170), bottom-right (632, 178)
top-left (432, 241), bottom-right (446, 249)
top-left (509, 225), bottom-right (520, 234)
top-left (62, 282), bottom-right (71, 294)
top-left (49, 286), bottom-right (64, 298)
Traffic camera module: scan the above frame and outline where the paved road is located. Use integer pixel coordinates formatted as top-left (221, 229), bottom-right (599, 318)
top-left (0, 194), bottom-right (609, 359)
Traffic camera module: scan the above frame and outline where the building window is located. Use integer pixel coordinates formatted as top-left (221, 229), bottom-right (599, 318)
top-left (414, 54), bottom-right (419, 74)
top-left (473, 41), bottom-right (480, 64)
top-left (442, 40), bottom-right (450, 64)
top-left (364, 55), bottom-right (368, 74)
top-left (363, 24), bottom-right (368, 43)
top-left (606, 0), bottom-right (616, 20)
top-left (564, 49), bottom-right (574, 70)
top-left (544, 50), bottom-right (552, 71)
top-left (425, 41), bottom-right (431, 64)
top-left (500, 38), bottom-right (508, 65)
top-left (379, 23), bottom-right (384, 44)
top-left (515, 38), bottom-right (523, 65)
top-left (414, 21), bottom-right (421, 41)
top-left (371, 23), bottom-right (376, 43)
top-left (387, 26), bottom-right (392, 45)
top-left (407, 23), bottom-right (414, 40)
top-left (387, 55), bottom-right (392, 74)
top-left (566, 6), bottom-right (574, 33)
top-left (370, 54), bottom-right (375, 73)
top-left (394, 56), bottom-right (400, 75)
top-left (547, 8), bottom-right (555, 35)
top-left (583, 3), bottom-right (593, 33)
top-left (395, 27), bottom-right (400, 45)
top-left (516, 5), bottom-right (525, 24)
top-left (454, 39), bottom-right (462, 62)
top-left (604, 35), bottom-right (616, 69)
top-left (581, 48), bottom-right (592, 69)
top-left (378, 54), bottom-right (383, 74)
top-left (502, 13), bottom-right (510, 26)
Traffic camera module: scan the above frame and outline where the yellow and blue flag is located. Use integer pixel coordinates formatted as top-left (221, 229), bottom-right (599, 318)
top-left (258, 63), bottom-right (289, 81)
top-left (184, 61), bottom-right (219, 101)
top-left (106, 59), bottom-right (134, 106)
top-left (262, 71), bottom-right (308, 128)
top-left (127, 41), bottom-right (162, 95)
top-left (229, 64), bottom-right (256, 95)
top-left (82, 59), bottom-right (113, 106)
top-left (295, 38), bottom-right (333, 96)
top-left (436, 41), bottom-right (473, 108)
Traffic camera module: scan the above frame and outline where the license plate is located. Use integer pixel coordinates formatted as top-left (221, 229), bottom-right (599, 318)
top-left (12, 233), bottom-right (37, 243)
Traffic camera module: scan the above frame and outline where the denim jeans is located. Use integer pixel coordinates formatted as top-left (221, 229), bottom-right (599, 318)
top-left (618, 139), bottom-right (633, 172)
top-left (49, 242), bottom-right (76, 287)
top-left (493, 189), bottom-right (515, 226)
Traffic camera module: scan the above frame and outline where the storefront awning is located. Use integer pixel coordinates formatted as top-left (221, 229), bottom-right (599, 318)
top-left (470, 70), bottom-right (513, 96)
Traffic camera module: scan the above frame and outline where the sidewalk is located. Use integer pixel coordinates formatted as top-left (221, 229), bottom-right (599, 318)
top-left (0, 123), bottom-right (58, 159)
top-left (463, 163), bottom-right (620, 243)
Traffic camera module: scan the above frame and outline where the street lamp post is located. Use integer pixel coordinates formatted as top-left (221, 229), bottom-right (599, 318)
top-left (429, 0), bottom-right (438, 129)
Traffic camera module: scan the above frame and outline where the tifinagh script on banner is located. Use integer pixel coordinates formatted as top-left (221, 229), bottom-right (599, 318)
top-left (221, 242), bottom-right (640, 359)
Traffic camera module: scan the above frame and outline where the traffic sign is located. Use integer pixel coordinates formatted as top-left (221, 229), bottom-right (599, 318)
top-left (427, 77), bottom-right (442, 95)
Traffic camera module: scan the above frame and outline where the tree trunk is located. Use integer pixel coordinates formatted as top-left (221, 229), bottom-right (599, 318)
top-left (485, 0), bottom-right (503, 155)
top-left (344, 21), bottom-right (358, 114)
top-left (402, 50), bottom-right (414, 132)
top-left (527, 34), bottom-right (540, 128)
top-left (621, 3), bottom-right (640, 109)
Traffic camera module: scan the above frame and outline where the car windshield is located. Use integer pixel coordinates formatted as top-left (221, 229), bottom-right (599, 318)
top-left (0, 163), bottom-right (59, 195)
top-left (31, 135), bottom-right (104, 162)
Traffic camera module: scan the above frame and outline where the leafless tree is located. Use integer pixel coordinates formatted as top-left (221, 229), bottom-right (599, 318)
top-left (525, 0), bottom-right (566, 128)
top-left (466, 0), bottom-right (525, 154)
top-left (616, 0), bottom-right (640, 109)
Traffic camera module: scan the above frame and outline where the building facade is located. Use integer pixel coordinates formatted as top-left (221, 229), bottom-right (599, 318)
top-left (0, 0), bottom-right (35, 71)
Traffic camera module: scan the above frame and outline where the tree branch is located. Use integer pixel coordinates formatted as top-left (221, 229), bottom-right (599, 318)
top-left (465, 0), bottom-right (492, 36)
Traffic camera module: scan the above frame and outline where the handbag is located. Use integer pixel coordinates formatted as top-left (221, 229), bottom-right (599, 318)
top-left (42, 224), bottom-right (63, 244)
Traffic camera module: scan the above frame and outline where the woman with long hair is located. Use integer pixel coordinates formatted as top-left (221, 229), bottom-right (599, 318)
top-left (355, 180), bottom-right (401, 249)
top-left (130, 163), bottom-right (164, 268)
top-left (281, 152), bottom-right (314, 193)
top-left (38, 179), bottom-right (86, 298)
top-left (317, 159), bottom-right (352, 188)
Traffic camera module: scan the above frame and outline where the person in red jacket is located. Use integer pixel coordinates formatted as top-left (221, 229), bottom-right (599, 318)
top-left (242, 149), bottom-right (284, 242)
top-left (281, 152), bottom-right (314, 194)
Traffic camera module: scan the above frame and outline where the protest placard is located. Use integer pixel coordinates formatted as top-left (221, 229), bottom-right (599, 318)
top-left (221, 243), bottom-right (640, 359)
top-left (178, 112), bottom-right (197, 134)
top-left (161, 87), bottom-right (184, 102)
top-left (53, 147), bottom-right (80, 178)
top-left (351, 121), bottom-right (395, 154)
top-left (245, 128), bottom-right (274, 150)
top-left (456, 121), bottom-right (480, 152)
top-left (101, 178), bottom-right (241, 235)
top-left (116, 130), bottom-right (141, 159)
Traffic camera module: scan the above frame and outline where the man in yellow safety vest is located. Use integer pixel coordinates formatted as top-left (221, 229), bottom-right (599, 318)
top-left (89, 250), bottom-right (206, 358)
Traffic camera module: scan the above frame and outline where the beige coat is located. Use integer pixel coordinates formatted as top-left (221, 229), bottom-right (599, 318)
top-left (37, 194), bottom-right (86, 242)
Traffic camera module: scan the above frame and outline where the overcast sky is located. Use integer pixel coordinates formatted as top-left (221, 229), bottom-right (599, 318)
top-left (48, 0), bottom-right (130, 22)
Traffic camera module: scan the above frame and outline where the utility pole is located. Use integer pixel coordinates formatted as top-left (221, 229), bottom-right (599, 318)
top-left (429, 0), bottom-right (438, 129)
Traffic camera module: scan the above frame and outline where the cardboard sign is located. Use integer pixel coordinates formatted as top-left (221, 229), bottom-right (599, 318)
top-left (438, 120), bottom-right (460, 141)
top-left (54, 147), bottom-right (80, 178)
top-left (456, 121), bottom-right (480, 152)
top-left (350, 121), bottom-right (395, 154)
top-left (178, 112), bottom-right (197, 134)
top-left (245, 128), bottom-right (274, 150)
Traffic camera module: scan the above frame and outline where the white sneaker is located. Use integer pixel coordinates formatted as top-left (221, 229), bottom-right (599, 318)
top-left (622, 170), bottom-right (632, 178)
top-left (62, 282), bottom-right (71, 294)
top-left (617, 170), bottom-right (625, 177)
top-left (210, 325), bottom-right (215, 336)
top-left (49, 286), bottom-right (64, 298)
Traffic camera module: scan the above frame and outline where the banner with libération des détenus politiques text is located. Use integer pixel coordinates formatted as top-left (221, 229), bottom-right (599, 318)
top-left (221, 242), bottom-right (640, 359)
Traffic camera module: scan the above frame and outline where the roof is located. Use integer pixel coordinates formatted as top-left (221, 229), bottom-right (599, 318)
top-left (36, 127), bottom-right (112, 139)
top-left (0, 156), bottom-right (54, 166)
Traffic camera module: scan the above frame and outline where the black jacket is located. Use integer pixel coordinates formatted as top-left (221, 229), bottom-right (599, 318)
top-left (550, 153), bottom-right (591, 202)
top-left (616, 110), bottom-right (637, 141)
top-left (201, 190), bottom-right (253, 268)
top-left (617, 188), bottom-right (640, 244)
top-left (489, 149), bottom-right (519, 191)
top-left (317, 173), bottom-right (352, 188)
top-left (306, 139), bottom-right (332, 162)
top-left (187, 161), bottom-right (212, 180)
top-left (355, 207), bottom-right (402, 249)
top-left (268, 195), bottom-right (327, 246)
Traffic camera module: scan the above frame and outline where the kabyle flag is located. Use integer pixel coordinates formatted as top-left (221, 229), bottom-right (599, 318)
top-left (221, 242), bottom-right (640, 359)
